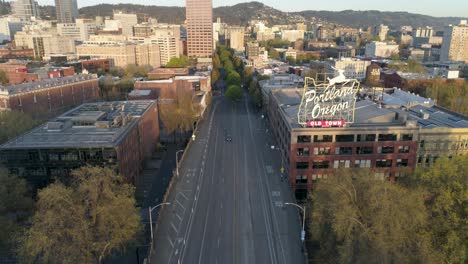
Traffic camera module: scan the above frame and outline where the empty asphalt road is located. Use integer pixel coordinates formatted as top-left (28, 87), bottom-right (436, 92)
top-left (151, 94), bottom-right (304, 264)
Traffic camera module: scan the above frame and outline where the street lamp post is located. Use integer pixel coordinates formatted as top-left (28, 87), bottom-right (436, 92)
top-left (176, 150), bottom-right (184, 177)
top-left (284, 202), bottom-right (306, 242)
top-left (149, 203), bottom-right (171, 244)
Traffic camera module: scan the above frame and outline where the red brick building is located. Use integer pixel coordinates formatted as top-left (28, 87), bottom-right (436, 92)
top-left (265, 86), bottom-right (468, 199)
top-left (0, 100), bottom-right (160, 190)
top-left (66, 58), bottom-right (114, 74)
top-left (0, 75), bottom-right (100, 116)
top-left (0, 48), bottom-right (34, 60)
top-left (148, 67), bottom-right (190, 80)
top-left (134, 76), bottom-right (210, 99)
top-left (0, 62), bottom-right (39, 84)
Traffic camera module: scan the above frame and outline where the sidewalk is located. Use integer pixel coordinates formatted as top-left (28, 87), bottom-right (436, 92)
top-left (105, 143), bottom-right (185, 264)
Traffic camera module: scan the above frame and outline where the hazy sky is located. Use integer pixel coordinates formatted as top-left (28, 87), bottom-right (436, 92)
top-left (33, 0), bottom-right (468, 17)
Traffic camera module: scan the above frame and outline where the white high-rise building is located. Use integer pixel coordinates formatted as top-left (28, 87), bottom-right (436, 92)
top-left (226, 27), bottom-right (245, 52)
top-left (440, 21), bottom-right (468, 63)
top-left (373, 24), bottom-right (389, 41)
top-left (12, 0), bottom-right (39, 21)
top-left (149, 36), bottom-right (180, 65)
top-left (113, 12), bottom-right (138, 37)
top-left (57, 19), bottom-right (97, 42)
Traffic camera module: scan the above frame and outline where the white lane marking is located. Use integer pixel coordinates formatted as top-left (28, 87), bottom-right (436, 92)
top-left (171, 222), bottom-right (178, 233)
top-left (167, 237), bottom-right (174, 247)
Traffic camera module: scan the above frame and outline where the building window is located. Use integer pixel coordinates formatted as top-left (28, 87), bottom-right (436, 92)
top-left (374, 172), bottom-right (390, 180)
top-left (425, 155), bottom-right (431, 167)
top-left (376, 159), bottom-right (392, 168)
top-left (378, 146), bottom-right (394, 154)
top-left (420, 140), bottom-right (425, 148)
top-left (61, 152), bottom-right (78, 161)
top-left (296, 148), bottom-right (310, 156)
top-left (417, 156), bottom-right (423, 165)
top-left (336, 134), bottom-right (355, 142)
top-left (312, 174), bottom-right (328, 181)
top-left (354, 159), bottom-right (371, 168)
top-left (296, 162), bottom-right (309, 170)
top-left (49, 153), bottom-right (59, 161)
top-left (357, 134), bottom-right (376, 142)
top-left (398, 146), bottom-right (410, 153)
top-left (378, 134), bottom-right (397, 141)
top-left (396, 159), bottom-right (408, 167)
top-left (336, 147), bottom-right (352, 155)
top-left (312, 161), bottom-right (330, 169)
top-left (314, 135), bottom-right (333, 142)
top-left (314, 147), bottom-right (331, 155)
top-left (401, 134), bottom-right (413, 141)
top-left (334, 160), bottom-right (350, 168)
top-left (295, 174), bottom-right (308, 184)
top-left (297, 135), bottom-right (311, 143)
top-left (356, 146), bottom-right (373, 154)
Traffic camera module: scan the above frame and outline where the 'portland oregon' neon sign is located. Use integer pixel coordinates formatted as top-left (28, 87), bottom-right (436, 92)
top-left (297, 70), bottom-right (360, 127)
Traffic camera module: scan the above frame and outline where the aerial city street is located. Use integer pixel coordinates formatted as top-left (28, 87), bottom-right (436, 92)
top-left (0, 0), bottom-right (466, 263)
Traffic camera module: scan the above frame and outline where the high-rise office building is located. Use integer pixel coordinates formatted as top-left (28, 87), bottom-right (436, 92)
top-left (55, 0), bottom-right (78, 23)
top-left (12, 0), bottom-right (39, 21)
top-left (186, 0), bottom-right (213, 59)
top-left (440, 20), bottom-right (468, 63)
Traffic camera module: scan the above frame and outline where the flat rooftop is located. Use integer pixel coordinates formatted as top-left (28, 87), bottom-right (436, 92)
top-left (272, 88), bottom-right (468, 129)
top-left (0, 100), bottom-right (156, 149)
top-left (0, 75), bottom-right (97, 96)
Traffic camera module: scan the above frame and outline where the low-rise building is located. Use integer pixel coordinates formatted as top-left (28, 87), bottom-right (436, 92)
top-left (0, 74), bottom-right (99, 115)
top-left (263, 79), bottom-right (468, 199)
top-left (76, 42), bottom-right (161, 68)
top-left (0, 47), bottom-right (34, 59)
top-left (0, 100), bottom-right (160, 190)
top-left (134, 75), bottom-right (211, 99)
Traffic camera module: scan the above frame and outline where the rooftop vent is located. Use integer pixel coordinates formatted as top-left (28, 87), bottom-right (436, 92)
top-left (419, 110), bottom-right (430, 119)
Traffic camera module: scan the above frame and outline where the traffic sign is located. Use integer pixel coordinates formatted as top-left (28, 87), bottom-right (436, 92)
top-left (280, 167), bottom-right (285, 173)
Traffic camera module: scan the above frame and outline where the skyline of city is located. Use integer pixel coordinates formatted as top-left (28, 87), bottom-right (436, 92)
top-left (31, 0), bottom-right (468, 17)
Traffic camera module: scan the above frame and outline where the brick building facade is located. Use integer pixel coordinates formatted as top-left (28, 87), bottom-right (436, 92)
top-left (0, 75), bottom-right (100, 116)
top-left (265, 85), bottom-right (468, 199)
top-left (0, 100), bottom-right (160, 190)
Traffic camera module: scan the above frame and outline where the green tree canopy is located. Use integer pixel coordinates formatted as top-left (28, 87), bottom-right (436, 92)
top-left (286, 56), bottom-right (296, 65)
top-left (0, 69), bottom-right (9, 85)
top-left (165, 55), bottom-right (190, 68)
top-left (211, 68), bottom-right (220, 86)
top-left (404, 156), bottom-right (468, 264)
top-left (226, 71), bottom-right (241, 86)
top-left (310, 169), bottom-right (438, 264)
top-left (109, 67), bottom-right (124, 78)
top-left (0, 169), bottom-right (34, 251)
top-left (269, 47), bottom-right (280, 60)
top-left (0, 111), bottom-right (43, 144)
top-left (159, 87), bottom-right (197, 140)
top-left (117, 77), bottom-right (135, 96)
top-left (213, 54), bottom-right (221, 70)
top-left (17, 166), bottom-right (141, 264)
top-left (124, 64), bottom-right (151, 78)
top-left (225, 85), bottom-right (243, 101)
